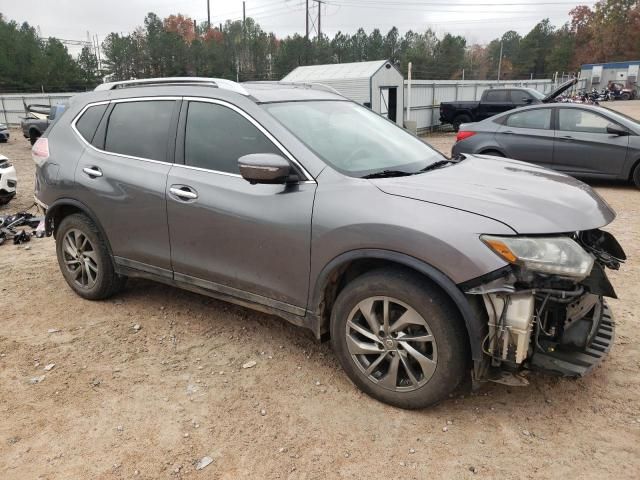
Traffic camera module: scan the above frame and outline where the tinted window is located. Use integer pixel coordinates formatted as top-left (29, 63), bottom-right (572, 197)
top-left (184, 102), bottom-right (281, 174)
top-left (485, 90), bottom-right (509, 102)
top-left (505, 109), bottom-right (552, 130)
top-left (105, 101), bottom-right (174, 161)
top-left (76, 104), bottom-right (107, 145)
top-left (558, 109), bottom-right (612, 134)
top-left (511, 90), bottom-right (532, 104)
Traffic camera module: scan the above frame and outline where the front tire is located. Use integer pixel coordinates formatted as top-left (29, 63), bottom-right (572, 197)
top-left (632, 163), bottom-right (640, 189)
top-left (55, 213), bottom-right (126, 300)
top-left (330, 268), bottom-right (468, 409)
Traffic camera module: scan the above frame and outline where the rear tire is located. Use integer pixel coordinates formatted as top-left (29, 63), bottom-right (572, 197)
top-left (621, 93), bottom-right (630, 101)
top-left (452, 114), bottom-right (471, 132)
top-left (55, 213), bottom-right (126, 300)
top-left (330, 268), bottom-right (468, 409)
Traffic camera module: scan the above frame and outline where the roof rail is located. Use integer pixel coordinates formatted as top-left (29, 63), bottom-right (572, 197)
top-left (94, 77), bottom-right (250, 96)
top-left (243, 81), bottom-right (343, 97)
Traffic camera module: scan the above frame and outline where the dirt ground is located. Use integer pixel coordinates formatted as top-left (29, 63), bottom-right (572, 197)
top-left (1, 102), bottom-right (639, 480)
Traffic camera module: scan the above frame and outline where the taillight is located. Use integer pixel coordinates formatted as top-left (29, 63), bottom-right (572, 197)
top-left (32, 137), bottom-right (49, 167)
top-left (456, 131), bottom-right (476, 142)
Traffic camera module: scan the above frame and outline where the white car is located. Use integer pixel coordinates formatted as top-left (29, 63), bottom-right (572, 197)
top-left (0, 154), bottom-right (17, 205)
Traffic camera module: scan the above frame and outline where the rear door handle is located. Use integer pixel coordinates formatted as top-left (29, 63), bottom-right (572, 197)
top-left (82, 167), bottom-right (103, 178)
top-left (560, 135), bottom-right (574, 140)
top-left (169, 185), bottom-right (198, 201)
top-left (502, 130), bottom-right (514, 134)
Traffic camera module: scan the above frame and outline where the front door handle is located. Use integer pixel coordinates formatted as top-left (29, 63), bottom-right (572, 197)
top-left (82, 167), bottom-right (103, 178)
top-left (560, 135), bottom-right (574, 140)
top-left (502, 130), bottom-right (514, 134)
top-left (169, 185), bottom-right (198, 201)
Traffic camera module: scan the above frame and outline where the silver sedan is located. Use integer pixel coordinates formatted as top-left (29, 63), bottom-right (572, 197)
top-left (451, 103), bottom-right (640, 188)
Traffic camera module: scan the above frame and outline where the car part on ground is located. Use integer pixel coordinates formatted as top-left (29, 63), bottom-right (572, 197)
top-left (33, 77), bottom-right (626, 409)
top-left (0, 210), bottom-right (45, 245)
top-left (0, 154), bottom-right (18, 205)
top-left (451, 103), bottom-right (640, 188)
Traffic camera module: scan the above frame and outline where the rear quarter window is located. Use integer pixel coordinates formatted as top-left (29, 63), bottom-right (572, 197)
top-left (75, 104), bottom-right (108, 145)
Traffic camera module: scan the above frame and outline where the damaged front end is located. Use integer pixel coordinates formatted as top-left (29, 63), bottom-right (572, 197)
top-left (466, 229), bottom-right (625, 386)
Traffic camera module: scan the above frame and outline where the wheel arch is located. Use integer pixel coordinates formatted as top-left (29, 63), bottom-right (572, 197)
top-left (45, 198), bottom-right (115, 258)
top-left (478, 147), bottom-right (506, 157)
top-left (309, 249), bottom-right (486, 361)
top-left (628, 156), bottom-right (640, 182)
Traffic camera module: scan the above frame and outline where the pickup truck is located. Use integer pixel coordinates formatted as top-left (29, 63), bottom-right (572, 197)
top-left (20, 102), bottom-right (66, 145)
top-left (439, 78), bottom-right (577, 131)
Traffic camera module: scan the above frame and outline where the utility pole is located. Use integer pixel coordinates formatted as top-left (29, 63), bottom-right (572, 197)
top-left (207, 0), bottom-right (211, 29)
top-left (243, 1), bottom-right (246, 30)
top-left (497, 40), bottom-right (503, 82)
top-left (317, 0), bottom-right (322, 39)
top-left (305, 0), bottom-right (309, 40)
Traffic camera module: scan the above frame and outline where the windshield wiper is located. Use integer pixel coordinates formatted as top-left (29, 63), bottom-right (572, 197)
top-left (361, 169), bottom-right (415, 179)
top-left (416, 160), bottom-right (454, 173)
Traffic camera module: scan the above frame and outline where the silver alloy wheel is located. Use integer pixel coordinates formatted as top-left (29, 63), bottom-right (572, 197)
top-left (345, 296), bottom-right (438, 392)
top-left (61, 228), bottom-right (99, 289)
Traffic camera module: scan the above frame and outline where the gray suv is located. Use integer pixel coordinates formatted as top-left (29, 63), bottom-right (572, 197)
top-left (33, 78), bottom-right (625, 409)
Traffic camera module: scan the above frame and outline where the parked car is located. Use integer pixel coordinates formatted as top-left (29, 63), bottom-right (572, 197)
top-left (20, 102), bottom-right (66, 145)
top-left (440, 78), bottom-right (578, 131)
top-left (0, 123), bottom-right (9, 142)
top-left (33, 77), bottom-right (625, 409)
top-left (0, 154), bottom-right (17, 205)
top-left (452, 103), bottom-right (640, 188)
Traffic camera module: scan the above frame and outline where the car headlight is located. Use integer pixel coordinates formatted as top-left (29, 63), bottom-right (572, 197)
top-left (481, 235), bottom-right (594, 279)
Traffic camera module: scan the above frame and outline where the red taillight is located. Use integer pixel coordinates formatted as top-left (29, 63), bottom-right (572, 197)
top-left (32, 137), bottom-right (49, 167)
top-left (455, 131), bottom-right (476, 142)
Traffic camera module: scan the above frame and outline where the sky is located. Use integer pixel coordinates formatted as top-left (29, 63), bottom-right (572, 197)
top-left (1, 0), bottom-right (598, 56)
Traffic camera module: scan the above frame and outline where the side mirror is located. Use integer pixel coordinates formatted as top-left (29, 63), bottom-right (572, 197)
top-left (238, 153), bottom-right (292, 184)
top-left (606, 123), bottom-right (629, 136)
top-left (522, 97), bottom-right (533, 104)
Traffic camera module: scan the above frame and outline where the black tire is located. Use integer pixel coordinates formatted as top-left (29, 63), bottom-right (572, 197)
top-left (621, 93), bottom-right (630, 101)
top-left (632, 163), bottom-right (640, 189)
top-left (330, 268), bottom-right (468, 409)
top-left (55, 213), bottom-right (126, 300)
top-left (452, 114), bottom-right (471, 132)
top-left (481, 149), bottom-right (505, 157)
top-left (29, 129), bottom-right (40, 146)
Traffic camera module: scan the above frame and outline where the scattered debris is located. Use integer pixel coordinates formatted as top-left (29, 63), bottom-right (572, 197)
top-left (0, 211), bottom-right (45, 246)
top-left (133, 324), bottom-right (141, 332)
top-left (242, 360), bottom-right (257, 369)
top-left (47, 328), bottom-right (61, 334)
top-left (442, 426), bottom-right (448, 432)
top-left (90, 378), bottom-right (101, 387)
top-left (446, 420), bottom-right (453, 425)
top-left (29, 375), bottom-right (45, 384)
top-left (469, 466), bottom-right (478, 474)
top-left (195, 456), bottom-right (213, 471)
top-left (116, 425), bottom-right (123, 432)
top-left (409, 448), bottom-right (416, 454)
top-left (43, 363), bottom-right (55, 371)
top-left (522, 429), bottom-right (531, 437)
top-left (260, 408), bottom-right (267, 416)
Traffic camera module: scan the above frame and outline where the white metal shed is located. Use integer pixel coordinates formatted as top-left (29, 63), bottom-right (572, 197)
top-left (283, 60), bottom-right (405, 126)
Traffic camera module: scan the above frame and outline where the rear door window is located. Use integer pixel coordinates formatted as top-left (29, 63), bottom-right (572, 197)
top-left (511, 90), bottom-right (532, 104)
top-left (505, 109), bottom-right (552, 130)
top-left (75, 104), bottom-right (108, 145)
top-left (104, 100), bottom-right (175, 161)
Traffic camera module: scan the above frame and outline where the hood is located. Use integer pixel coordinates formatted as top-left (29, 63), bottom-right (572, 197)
top-left (542, 78), bottom-right (578, 103)
top-left (373, 155), bottom-right (615, 234)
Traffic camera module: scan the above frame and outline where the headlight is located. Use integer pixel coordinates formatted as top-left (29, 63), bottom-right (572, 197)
top-left (481, 235), bottom-right (594, 279)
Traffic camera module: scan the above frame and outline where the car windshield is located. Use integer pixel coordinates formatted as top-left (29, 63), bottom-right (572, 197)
top-left (528, 89), bottom-right (546, 100)
top-left (263, 100), bottom-right (446, 177)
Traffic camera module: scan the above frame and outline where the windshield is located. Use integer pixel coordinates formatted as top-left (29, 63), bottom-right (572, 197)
top-left (528, 89), bottom-right (546, 100)
top-left (263, 101), bottom-right (445, 177)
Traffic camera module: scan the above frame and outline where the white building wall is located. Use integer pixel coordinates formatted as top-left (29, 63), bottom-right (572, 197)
top-left (371, 64), bottom-right (405, 126)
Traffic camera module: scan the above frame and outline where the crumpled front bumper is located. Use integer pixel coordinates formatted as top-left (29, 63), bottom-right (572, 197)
top-left (529, 300), bottom-right (614, 377)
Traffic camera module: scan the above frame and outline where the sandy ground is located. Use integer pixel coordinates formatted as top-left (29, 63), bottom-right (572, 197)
top-left (1, 102), bottom-right (639, 480)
